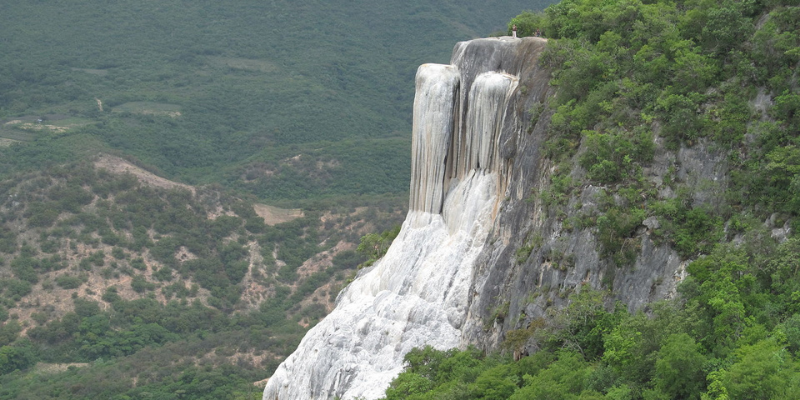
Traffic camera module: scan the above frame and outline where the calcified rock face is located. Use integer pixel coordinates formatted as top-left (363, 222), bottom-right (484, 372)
top-left (264, 32), bottom-right (704, 400)
top-left (263, 37), bottom-right (542, 400)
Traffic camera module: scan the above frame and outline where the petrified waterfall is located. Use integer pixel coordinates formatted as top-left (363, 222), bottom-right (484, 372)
top-left (263, 37), bottom-right (536, 400)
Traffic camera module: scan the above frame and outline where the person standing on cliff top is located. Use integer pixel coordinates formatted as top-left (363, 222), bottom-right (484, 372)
top-left (512, 24), bottom-right (517, 38)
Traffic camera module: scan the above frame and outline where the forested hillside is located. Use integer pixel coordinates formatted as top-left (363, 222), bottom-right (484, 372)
top-left (382, 0), bottom-right (800, 399)
top-left (0, 0), bottom-right (549, 202)
top-left (0, 157), bottom-right (410, 398)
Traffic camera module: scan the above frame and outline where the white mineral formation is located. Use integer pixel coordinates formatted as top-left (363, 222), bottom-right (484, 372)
top-left (264, 38), bottom-right (520, 400)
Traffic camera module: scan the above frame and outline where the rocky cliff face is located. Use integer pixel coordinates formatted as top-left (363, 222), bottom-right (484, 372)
top-left (263, 36), bottom-right (722, 399)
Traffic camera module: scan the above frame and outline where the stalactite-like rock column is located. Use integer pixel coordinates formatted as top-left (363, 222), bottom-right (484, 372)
top-left (409, 64), bottom-right (460, 215)
top-left (442, 71), bottom-right (517, 234)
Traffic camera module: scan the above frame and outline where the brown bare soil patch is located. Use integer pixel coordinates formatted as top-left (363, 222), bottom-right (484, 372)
top-left (34, 363), bottom-right (89, 374)
top-left (291, 240), bottom-right (356, 313)
top-left (238, 241), bottom-right (275, 310)
top-left (71, 68), bottom-right (109, 76)
top-left (295, 240), bottom-right (354, 280)
top-left (94, 154), bottom-right (195, 194)
top-left (7, 122), bottom-right (70, 134)
top-left (253, 203), bottom-right (303, 226)
top-left (9, 237), bottom-right (214, 334)
top-left (175, 246), bottom-right (198, 262)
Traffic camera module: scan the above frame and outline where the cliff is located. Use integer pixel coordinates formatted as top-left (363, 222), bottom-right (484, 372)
top-left (263, 36), bottom-right (728, 399)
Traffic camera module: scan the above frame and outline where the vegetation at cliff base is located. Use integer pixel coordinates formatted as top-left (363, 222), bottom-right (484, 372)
top-left (384, 236), bottom-right (800, 398)
top-left (357, 224), bottom-right (401, 267)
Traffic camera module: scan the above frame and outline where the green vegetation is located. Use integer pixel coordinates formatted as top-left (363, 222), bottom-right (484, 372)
top-left (0, 0), bottom-right (550, 205)
top-left (0, 160), bottom-right (403, 397)
top-left (513, 0), bottom-right (800, 266)
top-left (356, 225), bottom-right (401, 267)
top-left (383, 0), bottom-right (800, 398)
top-left (383, 241), bottom-right (800, 399)
top-left (0, 294), bottom-right (304, 399)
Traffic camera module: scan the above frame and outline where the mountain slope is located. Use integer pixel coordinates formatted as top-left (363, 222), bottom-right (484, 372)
top-left (0, 155), bottom-right (407, 397)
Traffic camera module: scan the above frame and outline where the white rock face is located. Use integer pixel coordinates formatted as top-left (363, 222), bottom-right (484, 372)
top-left (263, 39), bottom-right (519, 400)
top-left (409, 63), bottom-right (460, 214)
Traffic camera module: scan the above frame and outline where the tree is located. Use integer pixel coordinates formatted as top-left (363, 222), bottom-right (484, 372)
top-left (510, 350), bottom-right (594, 399)
top-left (10, 256), bottom-right (38, 284)
top-left (357, 225), bottom-right (401, 266)
top-left (654, 333), bottom-right (706, 399)
top-left (507, 11), bottom-right (544, 37)
top-left (720, 339), bottom-right (797, 400)
top-left (24, 201), bottom-right (59, 228)
top-left (548, 286), bottom-right (617, 360)
top-left (0, 343), bottom-right (36, 375)
top-left (472, 364), bottom-right (517, 400)
top-left (384, 372), bottom-right (433, 400)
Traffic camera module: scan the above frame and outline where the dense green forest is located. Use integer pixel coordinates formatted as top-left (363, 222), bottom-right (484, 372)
top-left (382, 0), bottom-right (800, 398)
top-left (0, 0), bottom-right (549, 204)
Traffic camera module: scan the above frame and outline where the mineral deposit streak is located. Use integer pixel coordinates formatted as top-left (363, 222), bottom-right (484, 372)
top-left (263, 37), bottom-right (525, 400)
